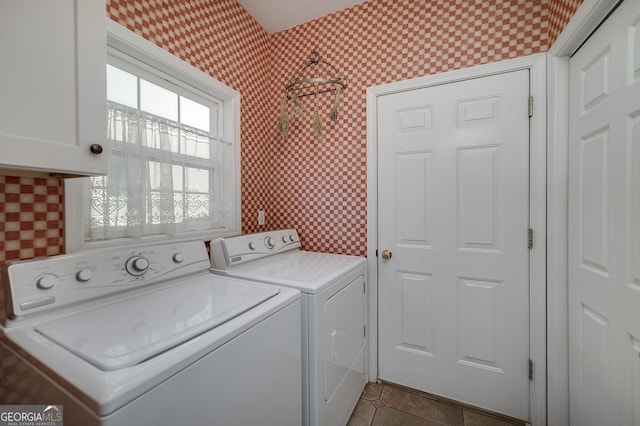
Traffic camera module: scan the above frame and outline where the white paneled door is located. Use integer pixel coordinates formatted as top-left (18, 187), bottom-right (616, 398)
top-left (568, 0), bottom-right (640, 425)
top-left (377, 70), bottom-right (531, 420)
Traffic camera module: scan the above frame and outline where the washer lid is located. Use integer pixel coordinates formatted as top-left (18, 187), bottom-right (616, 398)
top-left (34, 276), bottom-right (279, 371)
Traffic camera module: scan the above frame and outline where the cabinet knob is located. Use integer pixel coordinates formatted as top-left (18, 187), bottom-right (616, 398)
top-left (89, 144), bottom-right (103, 154)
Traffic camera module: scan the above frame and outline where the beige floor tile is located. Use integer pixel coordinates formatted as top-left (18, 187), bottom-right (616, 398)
top-left (462, 409), bottom-right (526, 426)
top-left (372, 406), bottom-right (436, 426)
top-left (347, 382), bottom-right (528, 426)
top-left (380, 385), bottom-right (464, 425)
top-left (361, 382), bottom-right (384, 401)
top-left (372, 398), bottom-right (386, 408)
top-left (347, 399), bottom-right (376, 426)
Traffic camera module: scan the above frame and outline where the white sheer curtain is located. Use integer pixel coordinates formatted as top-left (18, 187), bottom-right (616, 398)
top-left (86, 102), bottom-right (230, 241)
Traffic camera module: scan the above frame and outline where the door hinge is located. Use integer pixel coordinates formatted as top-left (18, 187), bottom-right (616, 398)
top-left (528, 96), bottom-right (533, 118)
top-left (529, 359), bottom-right (534, 381)
top-left (364, 325), bottom-right (367, 338)
top-left (528, 228), bottom-right (534, 249)
top-left (375, 249), bottom-right (378, 257)
top-left (363, 281), bottom-right (366, 294)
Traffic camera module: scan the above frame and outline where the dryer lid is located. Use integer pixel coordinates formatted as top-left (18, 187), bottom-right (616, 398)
top-left (35, 276), bottom-right (279, 371)
top-left (221, 251), bottom-right (366, 294)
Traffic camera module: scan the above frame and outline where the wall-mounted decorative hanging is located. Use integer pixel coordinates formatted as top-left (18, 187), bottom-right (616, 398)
top-left (277, 50), bottom-right (347, 146)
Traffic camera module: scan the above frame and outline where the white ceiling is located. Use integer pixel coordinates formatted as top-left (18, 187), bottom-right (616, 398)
top-left (236, 0), bottom-right (367, 34)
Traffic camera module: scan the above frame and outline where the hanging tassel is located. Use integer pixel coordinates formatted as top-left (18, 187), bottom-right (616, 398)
top-left (276, 96), bottom-right (290, 140)
top-left (312, 110), bottom-right (323, 151)
top-left (330, 86), bottom-right (341, 121)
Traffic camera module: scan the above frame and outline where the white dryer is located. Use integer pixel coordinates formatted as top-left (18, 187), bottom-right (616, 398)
top-left (210, 229), bottom-right (367, 426)
top-left (0, 240), bottom-right (301, 425)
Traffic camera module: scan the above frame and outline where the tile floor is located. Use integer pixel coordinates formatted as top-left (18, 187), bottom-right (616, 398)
top-left (347, 382), bottom-right (528, 426)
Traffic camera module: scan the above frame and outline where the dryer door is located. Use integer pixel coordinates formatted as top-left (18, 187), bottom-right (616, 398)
top-left (322, 273), bottom-right (366, 401)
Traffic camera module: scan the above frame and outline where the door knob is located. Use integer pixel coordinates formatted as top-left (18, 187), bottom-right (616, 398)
top-left (381, 249), bottom-right (392, 260)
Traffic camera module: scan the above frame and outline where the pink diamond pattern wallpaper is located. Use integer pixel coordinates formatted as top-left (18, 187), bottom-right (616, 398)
top-left (0, 177), bottom-right (63, 264)
top-left (549, 0), bottom-right (585, 44)
top-left (268, 0), bottom-right (550, 254)
top-left (0, 0), bottom-right (585, 265)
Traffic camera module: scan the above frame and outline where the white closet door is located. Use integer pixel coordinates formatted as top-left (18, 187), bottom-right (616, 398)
top-left (568, 1), bottom-right (640, 424)
top-left (377, 69), bottom-right (530, 419)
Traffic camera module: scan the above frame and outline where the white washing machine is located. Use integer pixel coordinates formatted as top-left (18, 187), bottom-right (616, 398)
top-left (210, 229), bottom-right (367, 426)
top-left (0, 240), bottom-right (301, 426)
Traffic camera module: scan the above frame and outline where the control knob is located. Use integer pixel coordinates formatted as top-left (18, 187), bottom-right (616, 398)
top-left (264, 236), bottom-right (275, 249)
top-left (172, 253), bottom-right (184, 263)
top-left (36, 274), bottom-right (57, 290)
top-left (76, 269), bottom-right (93, 282)
top-left (248, 242), bottom-right (256, 250)
top-left (125, 256), bottom-right (150, 276)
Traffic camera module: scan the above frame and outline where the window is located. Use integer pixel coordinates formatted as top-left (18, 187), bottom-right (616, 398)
top-left (65, 21), bottom-right (240, 252)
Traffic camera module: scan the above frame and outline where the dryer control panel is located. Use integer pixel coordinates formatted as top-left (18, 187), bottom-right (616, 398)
top-left (210, 229), bottom-right (301, 270)
top-left (1, 240), bottom-right (210, 320)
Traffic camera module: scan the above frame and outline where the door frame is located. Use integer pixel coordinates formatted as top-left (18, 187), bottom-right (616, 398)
top-left (366, 53), bottom-right (547, 424)
top-left (546, 1), bottom-right (620, 425)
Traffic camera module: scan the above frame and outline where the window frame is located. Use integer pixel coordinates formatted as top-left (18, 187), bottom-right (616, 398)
top-left (65, 19), bottom-right (241, 253)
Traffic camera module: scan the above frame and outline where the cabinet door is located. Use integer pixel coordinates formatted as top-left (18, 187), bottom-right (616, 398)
top-left (0, 1), bottom-right (107, 176)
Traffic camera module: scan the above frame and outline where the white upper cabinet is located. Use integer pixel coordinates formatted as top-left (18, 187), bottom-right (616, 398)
top-left (0, 1), bottom-right (107, 177)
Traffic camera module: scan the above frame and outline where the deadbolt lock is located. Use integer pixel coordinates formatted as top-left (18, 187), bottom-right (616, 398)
top-left (381, 249), bottom-right (392, 260)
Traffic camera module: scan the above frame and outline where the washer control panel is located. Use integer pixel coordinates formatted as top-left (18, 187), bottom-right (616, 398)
top-left (2, 240), bottom-right (210, 320)
top-left (210, 229), bottom-right (301, 270)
